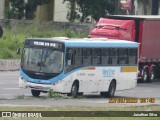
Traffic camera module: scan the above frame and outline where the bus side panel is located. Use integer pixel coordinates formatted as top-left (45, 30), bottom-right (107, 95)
top-left (72, 70), bottom-right (88, 92)
top-left (126, 72), bottom-right (137, 89)
top-left (77, 68), bottom-right (102, 93)
top-left (61, 75), bottom-right (73, 93)
top-left (120, 66), bottom-right (138, 90)
top-left (100, 67), bottom-right (127, 91)
top-left (62, 70), bottom-right (88, 93)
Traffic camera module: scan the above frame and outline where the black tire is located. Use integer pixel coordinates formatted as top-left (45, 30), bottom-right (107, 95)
top-left (31, 89), bottom-right (41, 97)
top-left (141, 68), bottom-right (149, 83)
top-left (71, 82), bottom-right (79, 98)
top-left (149, 67), bottom-right (156, 82)
top-left (107, 81), bottom-right (116, 97)
top-left (100, 81), bottom-right (116, 98)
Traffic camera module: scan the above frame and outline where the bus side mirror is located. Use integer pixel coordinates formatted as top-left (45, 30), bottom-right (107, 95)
top-left (17, 48), bottom-right (21, 55)
top-left (0, 26), bottom-right (3, 38)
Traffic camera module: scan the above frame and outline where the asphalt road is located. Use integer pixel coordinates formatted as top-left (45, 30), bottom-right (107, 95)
top-left (0, 71), bottom-right (160, 107)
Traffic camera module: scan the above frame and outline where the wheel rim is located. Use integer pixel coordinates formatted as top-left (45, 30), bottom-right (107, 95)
top-left (143, 70), bottom-right (148, 82)
top-left (143, 72), bottom-right (147, 81)
top-left (72, 85), bottom-right (76, 95)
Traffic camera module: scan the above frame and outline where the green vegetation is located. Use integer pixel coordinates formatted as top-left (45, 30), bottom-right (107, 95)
top-left (47, 89), bottom-right (67, 99)
top-left (1, 104), bottom-right (160, 111)
top-left (0, 23), bottom-right (88, 59)
top-left (64, 0), bottom-right (117, 22)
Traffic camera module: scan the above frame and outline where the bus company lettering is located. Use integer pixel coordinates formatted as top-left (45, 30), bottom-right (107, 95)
top-left (102, 69), bottom-right (115, 77)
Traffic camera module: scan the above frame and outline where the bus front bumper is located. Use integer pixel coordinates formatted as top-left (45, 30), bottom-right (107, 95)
top-left (19, 76), bottom-right (64, 92)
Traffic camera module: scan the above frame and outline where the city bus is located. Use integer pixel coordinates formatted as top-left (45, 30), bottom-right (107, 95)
top-left (19, 37), bottom-right (139, 98)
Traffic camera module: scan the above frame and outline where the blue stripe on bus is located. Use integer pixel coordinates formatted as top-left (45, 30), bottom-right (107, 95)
top-left (20, 66), bottom-right (93, 84)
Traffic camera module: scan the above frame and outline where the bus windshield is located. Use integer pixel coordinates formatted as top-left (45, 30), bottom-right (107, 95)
top-left (21, 48), bottom-right (64, 74)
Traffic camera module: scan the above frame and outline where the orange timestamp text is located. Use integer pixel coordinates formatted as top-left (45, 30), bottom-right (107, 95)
top-left (108, 98), bottom-right (155, 103)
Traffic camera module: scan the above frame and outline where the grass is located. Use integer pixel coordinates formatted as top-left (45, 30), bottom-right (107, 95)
top-left (1, 104), bottom-right (160, 111)
top-left (0, 23), bottom-right (88, 59)
top-left (0, 104), bottom-right (160, 111)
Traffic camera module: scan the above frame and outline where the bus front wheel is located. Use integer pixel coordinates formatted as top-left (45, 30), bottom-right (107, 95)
top-left (31, 89), bottom-right (41, 97)
top-left (71, 81), bottom-right (79, 98)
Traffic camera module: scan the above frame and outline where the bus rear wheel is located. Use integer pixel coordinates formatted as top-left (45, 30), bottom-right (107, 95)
top-left (31, 89), bottom-right (41, 97)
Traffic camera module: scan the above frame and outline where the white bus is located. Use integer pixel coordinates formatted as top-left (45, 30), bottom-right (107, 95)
top-left (19, 37), bottom-right (139, 98)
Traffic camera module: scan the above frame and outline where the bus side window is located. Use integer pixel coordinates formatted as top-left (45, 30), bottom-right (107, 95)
top-left (65, 48), bottom-right (74, 73)
top-left (102, 48), bottom-right (110, 65)
top-left (74, 48), bottom-right (82, 67)
top-left (110, 48), bottom-right (118, 65)
top-left (66, 48), bottom-right (73, 66)
top-left (128, 48), bottom-right (137, 65)
top-left (118, 48), bottom-right (128, 65)
top-left (92, 48), bottom-right (102, 65)
top-left (82, 48), bottom-right (91, 65)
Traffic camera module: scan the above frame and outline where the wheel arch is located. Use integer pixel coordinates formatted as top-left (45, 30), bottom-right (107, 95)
top-left (108, 79), bottom-right (117, 91)
top-left (111, 79), bottom-right (117, 87)
top-left (149, 64), bottom-right (156, 75)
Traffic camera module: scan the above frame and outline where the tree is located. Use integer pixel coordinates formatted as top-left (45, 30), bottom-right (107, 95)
top-left (6, 0), bottom-right (52, 20)
top-left (140, 0), bottom-right (151, 15)
top-left (7, 0), bottom-right (25, 19)
top-left (78, 0), bottom-right (116, 22)
top-left (64, 0), bottom-right (77, 22)
top-left (64, 0), bottom-right (116, 22)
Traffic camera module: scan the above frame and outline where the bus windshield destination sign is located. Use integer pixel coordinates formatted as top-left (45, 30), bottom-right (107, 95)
top-left (33, 41), bottom-right (56, 47)
top-left (24, 40), bottom-right (64, 49)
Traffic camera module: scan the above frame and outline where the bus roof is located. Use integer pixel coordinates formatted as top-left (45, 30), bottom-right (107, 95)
top-left (26, 37), bottom-right (139, 48)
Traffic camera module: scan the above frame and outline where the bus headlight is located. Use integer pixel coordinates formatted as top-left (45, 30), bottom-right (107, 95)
top-left (52, 80), bottom-right (62, 86)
